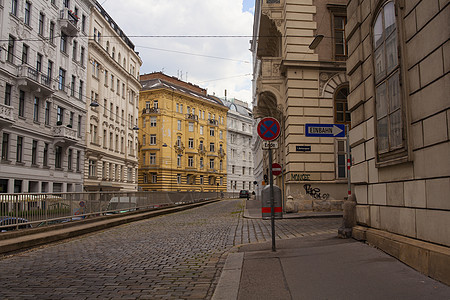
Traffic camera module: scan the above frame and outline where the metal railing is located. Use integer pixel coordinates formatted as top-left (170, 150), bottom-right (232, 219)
top-left (0, 191), bottom-right (221, 232)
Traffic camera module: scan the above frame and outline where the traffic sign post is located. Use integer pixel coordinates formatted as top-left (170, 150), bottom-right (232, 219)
top-left (257, 117), bottom-right (281, 252)
top-left (272, 163), bottom-right (282, 176)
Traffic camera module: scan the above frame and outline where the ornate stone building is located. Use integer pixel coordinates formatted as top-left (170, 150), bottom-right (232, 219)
top-left (251, 0), bottom-right (349, 209)
top-left (83, 1), bottom-right (142, 191)
top-left (222, 98), bottom-right (255, 195)
top-left (347, 0), bottom-right (449, 284)
top-left (138, 73), bottom-right (228, 192)
top-left (0, 0), bottom-right (94, 193)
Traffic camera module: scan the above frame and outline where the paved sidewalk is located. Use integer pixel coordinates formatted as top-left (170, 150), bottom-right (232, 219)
top-left (213, 234), bottom-right (449, 300)
top-left (213, 199), bottom-right (449, 299)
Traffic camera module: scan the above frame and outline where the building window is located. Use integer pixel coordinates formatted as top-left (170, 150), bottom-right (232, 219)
top-left (232, 165), bottom-right (235, 174)
top-left (60, 32), bottom-right (67, 53)
top-left (220, 130), bottom-right (223, 139)
top-left (88, 160), bottom-right (96, 177)
top-left (188, 138), bottom-right (194, 149)
top-left (33, 97), bottom-right (40, 122)
top-left (79, 80), bottom-right (83, 100)
top-left (200, 157), bottom-right (204, 169)
top-left (7, 35), bottom-right (15, 63)
top-left (24, 2), bottom-right (31, 26)
top-left (200, 125), bottom-right (204, 135)
top-left (16, 136), bottom-right (23, 162)
top-left (58, 68), bottom-right (66, 91)
top-left (150, 116), bottom-right (156, 127)
top-left (56, 106), bottom-right (64, 124)
top-left (210, 127), bottom-right (215, 136)
top-left (177, 120), bottom-right (182, 130)
top-left (76, 151), bottom-right (81, 172)
top-left (80, 47), bottom-right (85, 66)
top-left (81, 15), bottom-right (86, 32)
top-left (209, 142), bottom-right (215, 152)
top-left (1, 133), bottom-right (9, 161)
top-left (49, 22), bottom-right (55, 44)
top-left (18, 90), bottom-right (25, 117)
top-left (177, 155), bottom-right (181, 167)
top-left (177, 174), bottom-right (181, 184)
top-left (21, 44), bottom-right (28, 64)
top-left (36, 53), bottom-right (42, 72)
top-left (54, 145), bottom-right (63, 168)
top-left (200, 175), bottom-right (204, 185)
top-left (151, 173), bottom-right (157, 183)
top-left (150, 134), bottom-right (156, 145)
top-left (4, 84), bottom-right (12, 106)
top-left (188, 156), bottom-right (194, 167)
top-left (334, 86), bottom-right (350, 125)
top-left (38, 12), bottom-right (45, 35)
top-left (336, 140), bottom-right (347, 178)
top-left (188, 122), bottom-right (194, 132)
top-left (209, 158), bottom-right (214, 169)
top-left (71, 76), bottom-right (76, 96)
top-left (67, 149), bottom-right (73, 170)
top-left (333, 15), bottom-right (347, 60)
top-left (43, 143), bottom-right (48, 166)
top-left (143, 173), bottom-right (148, 184)
top-left (149, 153), bottom-right (156, 165)
top-left (373, 1), bottom-right (403, 156)
top-left (11, 0), bottom-right (18, 15)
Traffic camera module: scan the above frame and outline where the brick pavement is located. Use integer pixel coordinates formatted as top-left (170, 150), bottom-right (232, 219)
top-left (0, 199), bottom-right (341, 299)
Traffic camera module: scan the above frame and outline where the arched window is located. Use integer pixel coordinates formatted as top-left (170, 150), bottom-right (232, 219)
top-left (334, 86), bottom-right (350, 125)
top-left (106, 41), bottom-right (109, 53)
top-left (373, 1), bottom-right (403, 154)
top-left (118, 53), bottom-right (121, 63)
top-left (112, 47), bottom-right (115, 59)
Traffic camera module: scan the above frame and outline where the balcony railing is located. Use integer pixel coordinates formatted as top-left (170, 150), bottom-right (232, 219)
top-left (59, 8), bottom-right (79, 35)
top-left (186, 113), bottom-right (198, 121)
top-left (17, 66), bottom-right (53, 96)
top-left (0, 103), bottom-right (15, 126)
top-left (52, 125), bottom-right (78, 144)
top-left (142, 107), bottom-right (160, 114)
top-left (208, 119), bottom-right (218, 126)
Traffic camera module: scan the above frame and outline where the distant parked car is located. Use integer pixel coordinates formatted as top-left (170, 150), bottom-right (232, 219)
top-left (0, 216), bottom-right (32, 232)
top-left (239, 190), bottom-right (250, 198)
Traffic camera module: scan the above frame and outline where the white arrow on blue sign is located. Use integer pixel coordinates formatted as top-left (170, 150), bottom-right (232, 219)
top-left (305, 123), bottom-right (346, 137)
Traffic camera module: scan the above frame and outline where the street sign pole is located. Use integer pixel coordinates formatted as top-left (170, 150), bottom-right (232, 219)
top-left (257, 117), bottom-right (280, 253)
top-left (268, 143), bottom-right (276, 252)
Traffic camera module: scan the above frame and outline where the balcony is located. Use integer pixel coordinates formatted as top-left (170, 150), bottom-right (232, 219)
top-left (142, 107), bottom-right (160, 115)
top-left (0, 103), bottom-right (15, 128)
top-left (52, 125), bottom-right (79, 146)
top-left (186, 113), bottom-right (198, 121)
top-left (17, 66), bottom-right (53, 97)
top-left (59, 8), bottom-right (79, 35)
top-left (208, 119), bottom-right (218, 126)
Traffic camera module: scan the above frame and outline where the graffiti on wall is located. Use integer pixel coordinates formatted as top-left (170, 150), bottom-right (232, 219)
top-left (303, 184), bottom-right (329, 200)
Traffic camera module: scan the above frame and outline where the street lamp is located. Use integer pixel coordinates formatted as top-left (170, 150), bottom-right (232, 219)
top-left (309, 34), bottom-right (324, 49)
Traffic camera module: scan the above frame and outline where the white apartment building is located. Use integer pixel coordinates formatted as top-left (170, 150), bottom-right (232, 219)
top-left (0, 0), bottom-right (94, 193)
top-left (83, 1), bottom-right (141, 191)
top-left (223, 98), bottom-right (255, 195)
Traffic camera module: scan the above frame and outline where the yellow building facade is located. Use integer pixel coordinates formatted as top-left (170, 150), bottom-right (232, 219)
top-left (138, 73), bottom-right (228, 192)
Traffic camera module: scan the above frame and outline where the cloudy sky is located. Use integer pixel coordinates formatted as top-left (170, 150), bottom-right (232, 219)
top-left (101, 0), bottom-right (255, 104)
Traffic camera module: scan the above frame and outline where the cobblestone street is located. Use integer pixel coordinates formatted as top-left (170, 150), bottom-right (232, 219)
top-left (0, 199), bottom-right (341, 299)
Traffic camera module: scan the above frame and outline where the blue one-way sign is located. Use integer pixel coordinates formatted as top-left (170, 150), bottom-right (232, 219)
top-left (305, 124), bottom-right (346, 137)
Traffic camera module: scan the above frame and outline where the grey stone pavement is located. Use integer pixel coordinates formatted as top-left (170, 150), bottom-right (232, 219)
top-left (213, 198), bottom-right (450, 300)
top-left (0, 199), bottom-right (341, 299)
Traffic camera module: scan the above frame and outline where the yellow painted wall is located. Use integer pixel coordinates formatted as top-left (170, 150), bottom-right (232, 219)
top-left (138, 87), bottom-right (228, 191)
